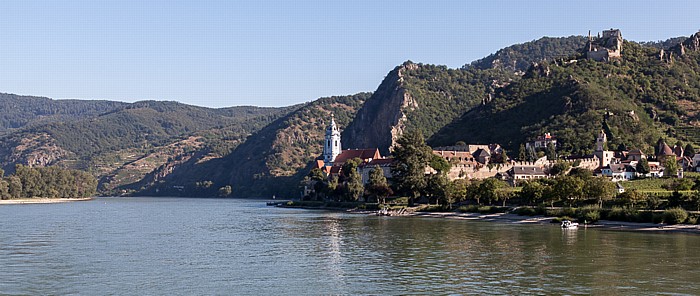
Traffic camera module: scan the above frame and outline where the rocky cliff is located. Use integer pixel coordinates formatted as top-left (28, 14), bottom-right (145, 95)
top-left (342, 62), bottom-right (417, 155)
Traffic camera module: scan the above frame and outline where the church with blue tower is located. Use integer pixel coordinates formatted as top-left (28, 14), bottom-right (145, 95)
top-left (323, 114), bottom-right (342, 166)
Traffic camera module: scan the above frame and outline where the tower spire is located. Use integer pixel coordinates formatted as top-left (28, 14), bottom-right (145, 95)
top-left (323, 113), bottom-right (342, 165)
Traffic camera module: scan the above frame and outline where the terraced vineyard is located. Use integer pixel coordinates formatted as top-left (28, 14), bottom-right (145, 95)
top-left (675, 126), bottom-right (700, 145)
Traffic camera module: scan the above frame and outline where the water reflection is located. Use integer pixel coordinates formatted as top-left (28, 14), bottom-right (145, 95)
top-left (1, 198), bottom-right (700, 295)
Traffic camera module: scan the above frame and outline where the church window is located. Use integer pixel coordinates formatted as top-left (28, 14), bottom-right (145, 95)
top-left (327, 140), bottom-right (331, 147)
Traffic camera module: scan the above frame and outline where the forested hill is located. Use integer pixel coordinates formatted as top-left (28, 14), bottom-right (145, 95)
top-left (135, 93), bottom-right (370, 198)
top-left (431, 37), bottom-right (700, 155)
top-left (0, 93), bottom-right (128, 134)
top-left (464, 35), bottom-right (687, 73)
top-left (0, 98), bottom-right (297, 194)
top-left (464, 36), bottom-right (588, 72)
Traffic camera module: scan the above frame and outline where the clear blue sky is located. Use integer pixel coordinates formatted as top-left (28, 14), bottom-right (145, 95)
top-left (1, 0), bottom-right (698, 108)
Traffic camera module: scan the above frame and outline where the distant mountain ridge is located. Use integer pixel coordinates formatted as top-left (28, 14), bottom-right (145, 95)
top-left (1, 31), bottom-right (699, 198)
top-left (0, 95), bottom-right (297, 194)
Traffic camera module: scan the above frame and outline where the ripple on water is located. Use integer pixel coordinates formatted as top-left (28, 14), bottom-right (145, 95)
top-left (2, 198), bottom-right (700, 295)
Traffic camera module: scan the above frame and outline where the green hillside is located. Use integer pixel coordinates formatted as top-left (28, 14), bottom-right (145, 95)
top-left (0, 93), bottom-right (127, 133)
top-left (465, 36), bottom-right (587, 72)
top-left (0, 99), bottom-right (295, 193)
top-left (431, 40), bottom-right (700, 154)
top-left (135, 93), bottom-right (370, 198)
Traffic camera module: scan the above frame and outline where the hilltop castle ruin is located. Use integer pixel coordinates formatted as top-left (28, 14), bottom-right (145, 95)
top-left (586, 29), bottom-right (623, 62)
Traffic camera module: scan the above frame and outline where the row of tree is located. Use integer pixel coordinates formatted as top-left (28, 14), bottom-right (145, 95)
top-left (0, 165), bottom-right (97, 199)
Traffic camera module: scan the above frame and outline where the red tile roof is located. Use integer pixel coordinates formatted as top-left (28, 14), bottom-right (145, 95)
top-left (333, 149), bottom-right (381, 165)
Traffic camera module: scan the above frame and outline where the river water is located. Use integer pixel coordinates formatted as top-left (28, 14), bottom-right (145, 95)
top-left (1, 197), bottom-right (699, 295)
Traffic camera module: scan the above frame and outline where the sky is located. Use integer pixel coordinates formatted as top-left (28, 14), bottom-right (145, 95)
top-left (1, 1), bottom-right (699, 108)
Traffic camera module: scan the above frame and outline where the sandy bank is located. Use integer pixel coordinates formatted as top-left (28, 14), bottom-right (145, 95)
top-left (407, 211), bottom-right (700, 235)
top-left (0, 197), bottom-right (93, 205)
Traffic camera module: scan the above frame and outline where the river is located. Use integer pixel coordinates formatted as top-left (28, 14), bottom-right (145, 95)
top-left (0, 197), bottom-right (699, 295)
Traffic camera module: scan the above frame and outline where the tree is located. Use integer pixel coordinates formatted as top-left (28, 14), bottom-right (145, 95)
top-left (0, 179), bottom-right (9, 200)
top-left (426, 173), bottom-right (450, 206)
top-left (391, 130), bottom-right (433, 206)
top-left (366, 165), bottom-right (392, 204)
top-left (526, 146), bottom-right (538, 162)
top-left (7, 176), bottom-right (22, 199)
top-left (553, 176), bottom-right (584, 207)
top-left (684, 144), bottom-right (696, 157)
top-left (430, 154), bottom-right (451, 174)
top-left (546, 142), bottom-right (557, 160)
top-left (342, 158), bottom-right (364, 201)
top-left (675, 140), bottom-right (684, 150)
top-left (518, 144), bottom-right (527, 161)
top-left (308, 168), bottom-right (325, 181)
top-left (218, 185), bottom-right (232, 197)
top-left (500, 150), bottom-right (509, 164)
top-left (477, 178), bottom-right (505, 205)
top-left (451, 179), bottom-right (468, 203)
top-left (636, 158), bottom-right (651, 176)
top-left (664, 158), bottom-right (679, 177)
top-left (568, 167), bottom-right (592, 179)
top-left (549, 161), bottom-right (571, 176)
top-left (655, 138), bottom-right (666, 156)
top-left (520, 180), bottom-right (545, 205)
top-left (689, 190), bottom-right (700, 212)
top-left (325, 175), bottom-right (339, 200)
top-left (584, 177), bottom-right (615, 207)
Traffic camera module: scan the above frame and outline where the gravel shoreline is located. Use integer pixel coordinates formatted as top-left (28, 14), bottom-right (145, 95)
top-left (0, 197), bottom-right (93, 205)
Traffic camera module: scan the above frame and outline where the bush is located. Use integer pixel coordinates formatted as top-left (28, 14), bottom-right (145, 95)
top-left (663, 208), bottom-right (689, 225)
top-left (686, 215), bottom-right (698, 225)
top-left (604, 207), bottom-right (634, 222)
top-left (514, 207), bottom-right (537, 216)
top-left (581, 210), bottom-right (600, 223)
top-left (552, 216), bottom-right (575, 223)
top-left (418, 205), bottom-right (447, 212)
top-left (457, 205), bottom-right (480, 213)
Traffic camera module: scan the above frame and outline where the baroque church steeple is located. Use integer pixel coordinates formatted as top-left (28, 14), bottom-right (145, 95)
top-left (323, 114), bottom-right (341, 165)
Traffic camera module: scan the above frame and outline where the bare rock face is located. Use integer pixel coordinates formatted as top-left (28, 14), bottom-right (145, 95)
top-left (673, 31), bottom-right (700, 56)
top-left (342, 62), bottom-right (419, 155)
top-left (6, 134), bottom-right (71, 169)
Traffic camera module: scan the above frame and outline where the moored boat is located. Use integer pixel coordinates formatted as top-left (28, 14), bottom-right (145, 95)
top-left (561, 220), bottom-right (579, 229)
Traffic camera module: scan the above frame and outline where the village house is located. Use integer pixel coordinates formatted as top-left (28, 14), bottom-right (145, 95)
top-left (525, 133), bottom-right (557, 150)
top-left (431, 144), bottom-right (509, 181)
top-left (600, 163), bottom-right (636, 181)
top-left (511, 166), bottom-right (548, 182)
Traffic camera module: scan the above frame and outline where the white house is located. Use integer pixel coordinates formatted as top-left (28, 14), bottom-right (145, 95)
top-left (600, 163), bottom-right (635, 182)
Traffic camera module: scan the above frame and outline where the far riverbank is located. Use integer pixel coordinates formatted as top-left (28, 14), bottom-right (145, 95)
top-left (0, 197), bottom-right (93, 205)
top-left (407, 211), bottom-right (700, 235)
top-left (273, 202), bottom-right (700, 235)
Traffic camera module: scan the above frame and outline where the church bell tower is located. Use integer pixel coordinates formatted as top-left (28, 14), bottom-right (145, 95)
top-left (323, 114), bottom-right (342, 165)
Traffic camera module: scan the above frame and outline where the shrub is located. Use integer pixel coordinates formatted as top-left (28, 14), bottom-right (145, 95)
top-left (514, 207), bottom-right (537, 216)
top-left (663, 208), bottom-right (689, 225)
top-left (478, 206), bottom-right (493, 214)
top-left (605, 207), bottom-right (633, 221)
top-left (552, 216), bottom-right (575, 223)
top-left (457, 205), bottom-right (480, 213)
top-left (686, 215), bottom-right (698, 225)
top-left (579, 210), bottom-right (600, 223)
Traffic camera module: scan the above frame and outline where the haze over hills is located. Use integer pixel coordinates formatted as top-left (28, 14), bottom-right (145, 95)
top-left (0, 30), bottom-right (698, 197)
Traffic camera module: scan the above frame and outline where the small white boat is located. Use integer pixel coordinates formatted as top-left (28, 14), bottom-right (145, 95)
top-left (561, 220), bottom-right (579, 229)
top-left (377, 206), bottom-right (391, 216)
